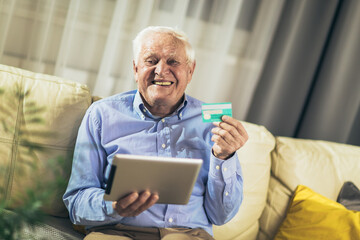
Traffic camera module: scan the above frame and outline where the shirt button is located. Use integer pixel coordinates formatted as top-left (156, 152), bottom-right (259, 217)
top-left (216, 165), bottom-right (220, 170)
top-left (168, 218), bottom-right (173, 223)
top-left (179, 113), bottom-right (182, 117)
top-left (162, 144), bottom-right (166, 148)
top-left (143, 109), bottom-right (146, 113)
top-left (161, 118), bottom-right (165, 122)
top-left (224, 167), bottom-right (227, 172)
top-left (225, 191), bottom-right (229, 196)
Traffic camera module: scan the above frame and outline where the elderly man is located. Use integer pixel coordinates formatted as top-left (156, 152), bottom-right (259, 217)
top-left (63, 26), bottom-right (248, 240)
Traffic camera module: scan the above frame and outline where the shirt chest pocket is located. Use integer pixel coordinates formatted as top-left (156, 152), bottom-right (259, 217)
top-left (172, 136), bottom-right (209, 159)
top-left (106, 132), bottom-right (158, 157)
top-left (174, 147), bottom-right (205, 159)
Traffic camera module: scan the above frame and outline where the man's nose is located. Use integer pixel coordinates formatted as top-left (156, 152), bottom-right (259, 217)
top-left (154, 60), bottom-right (170, 76)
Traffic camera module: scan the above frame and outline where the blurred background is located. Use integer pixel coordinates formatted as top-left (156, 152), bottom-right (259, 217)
top-left (0, 0), bottom-right (359, 145)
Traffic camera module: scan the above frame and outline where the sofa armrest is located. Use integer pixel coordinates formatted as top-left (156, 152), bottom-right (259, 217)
top-left (213, 121), bottom-right (275, 240)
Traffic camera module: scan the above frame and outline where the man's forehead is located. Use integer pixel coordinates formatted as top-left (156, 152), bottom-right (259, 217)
top-left (140, 33), bottom-right (185, 55)
top-left (142, 51), bottom-right (178, 59)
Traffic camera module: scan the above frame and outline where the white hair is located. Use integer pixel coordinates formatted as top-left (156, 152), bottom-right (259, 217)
top-left (132, 26), bottom-right (195, 66)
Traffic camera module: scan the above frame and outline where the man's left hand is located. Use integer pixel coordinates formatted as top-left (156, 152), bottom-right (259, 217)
top-left (211, 115), bottom-right (248, 160)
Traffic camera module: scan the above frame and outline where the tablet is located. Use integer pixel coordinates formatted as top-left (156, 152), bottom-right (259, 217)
top-left (103, 154), bottom-right (203, 205)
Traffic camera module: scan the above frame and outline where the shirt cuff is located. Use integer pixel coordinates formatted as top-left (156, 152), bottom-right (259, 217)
top-left (209, 151), bottom-right (238, 180)
top-left (104, 200), bottom-right (118, 217)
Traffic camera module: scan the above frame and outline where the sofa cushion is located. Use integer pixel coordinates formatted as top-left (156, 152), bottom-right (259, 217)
top-left (259, 137), bottom-right (360, 239)
top-left (274, 185), bottom-right (360, 240)
top-left (213, 121), bottom-right (275, 240)
top-left (2, 209), bottom-right (84, 239)
top-left (0, 64), bottom-right (91, 217)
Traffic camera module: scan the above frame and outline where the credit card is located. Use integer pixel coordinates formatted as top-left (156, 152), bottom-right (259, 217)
top-left (202, 102), bottom-right (232, 122)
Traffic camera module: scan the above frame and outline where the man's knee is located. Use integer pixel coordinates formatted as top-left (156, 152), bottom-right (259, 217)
top-left (84, 232), bottom-right (132, 240)
top-left (162, 233), bottom-right (192, 240)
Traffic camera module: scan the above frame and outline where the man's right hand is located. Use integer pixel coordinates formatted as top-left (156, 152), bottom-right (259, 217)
top-left (112, 191), bottom-right (159, 217)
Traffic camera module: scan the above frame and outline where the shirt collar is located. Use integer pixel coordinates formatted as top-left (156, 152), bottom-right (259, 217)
top-left (134, 90), bottom-right (188, 120)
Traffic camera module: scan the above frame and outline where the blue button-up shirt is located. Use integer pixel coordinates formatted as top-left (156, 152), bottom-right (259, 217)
top-left (63, 90), bottom-right (243, 235)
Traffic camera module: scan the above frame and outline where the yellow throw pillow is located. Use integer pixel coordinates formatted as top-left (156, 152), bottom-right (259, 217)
top-left (274, 185), bottom-right (360, 240)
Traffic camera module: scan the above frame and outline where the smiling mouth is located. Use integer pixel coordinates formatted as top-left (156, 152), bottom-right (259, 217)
top-left (152, 81), bottom-right (173, 86)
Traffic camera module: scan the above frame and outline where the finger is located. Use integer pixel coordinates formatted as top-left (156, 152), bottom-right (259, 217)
top-left (221, 116), bottom-right (248, 140)
top-left (216, 117), bottom-right (249, 147)
top-left (218, 122), bottom-right (241, 140)
top-left (211, 133), bottom-right (235, 152)
top-left (211, 134), bottom-right (235, 158)
top-left (212, 116), bottom-right (236, 127)
top-left (132, 193), bottom-right (159, 216)
top-left (119, 191), bottom-right (151, 216)
top-left (221, 115), bottom-right (239, 125)
top-left (212, 116), bottom-right (247, 141)
top-left (212, 126), bottom-right (239, 148)
top-left (128, 191), bottom-right (151, 211)
top-left (218, 122), bottom-right (248, 148)
top-left (116, 192), bottom-right (139, 209)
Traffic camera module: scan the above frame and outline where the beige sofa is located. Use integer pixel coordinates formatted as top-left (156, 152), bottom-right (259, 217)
top-left (1, 64), bottom-right (359, 239)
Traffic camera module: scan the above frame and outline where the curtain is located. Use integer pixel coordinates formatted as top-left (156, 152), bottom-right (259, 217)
top-left (1, 0), bottom-right (358, 146)
top-left (296, 0), bottom-right (360, 145)
top-left (246, 0), bottom-right (360, 146)
top-left (0, 0), bottom-right (284, 120)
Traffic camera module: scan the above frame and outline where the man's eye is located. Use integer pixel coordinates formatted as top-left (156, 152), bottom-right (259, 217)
top-left (168, 59), bottom-right (179, 66)
top-left (145, 59), bottom-right (157, 65)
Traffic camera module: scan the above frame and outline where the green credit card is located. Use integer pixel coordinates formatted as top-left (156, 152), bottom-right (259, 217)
top-left (202, 102), bottom-right (232, 122)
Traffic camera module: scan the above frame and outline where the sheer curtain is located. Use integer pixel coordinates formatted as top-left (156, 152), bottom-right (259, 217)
top-left (0, 0), bottom-right (284, 120)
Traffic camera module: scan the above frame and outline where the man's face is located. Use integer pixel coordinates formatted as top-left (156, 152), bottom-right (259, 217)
top-left (133, 32), bottom-right (195, 115)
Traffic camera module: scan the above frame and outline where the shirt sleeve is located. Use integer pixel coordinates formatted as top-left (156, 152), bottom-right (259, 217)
top-left (62, 107), bottom-right (122, 226)
top-left (204, 151), bottom-right (243, 225)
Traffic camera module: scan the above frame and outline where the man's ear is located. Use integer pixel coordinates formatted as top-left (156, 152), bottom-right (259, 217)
top-left (190, 61), bottom-right (196, 75)
top-left (187, 61), bottom-right (196, 84)
top-left (133, 60), bottom-right (138, 82)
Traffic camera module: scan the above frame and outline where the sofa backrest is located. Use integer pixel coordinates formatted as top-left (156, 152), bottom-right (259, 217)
top-left (0, 64), bottom-right (91, 217)
top-left (213, 121), bottom-right (275, 240)
top-left (258, 137), bottom-right (360, 239)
